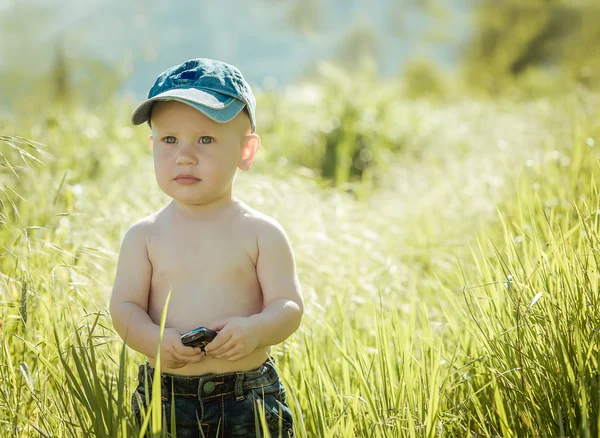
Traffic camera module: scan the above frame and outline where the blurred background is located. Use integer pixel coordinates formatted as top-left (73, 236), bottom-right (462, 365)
top-left (0, 0), bottom-right (464, 105)
top-left (2, 0), bottom-right (598, 110)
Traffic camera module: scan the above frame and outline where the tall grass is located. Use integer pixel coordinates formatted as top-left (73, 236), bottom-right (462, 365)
top-left (0, 90), bottom-right (598, 436)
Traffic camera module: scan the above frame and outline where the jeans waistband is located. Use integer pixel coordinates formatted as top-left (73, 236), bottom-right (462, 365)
top-left (137, 357), bottom-right (280, 401)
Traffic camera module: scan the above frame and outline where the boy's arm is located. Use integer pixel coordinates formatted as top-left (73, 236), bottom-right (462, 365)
top-left (206, 218), bottom-right (303, 359)
top-left (249, 219), bottom-right (304, 346)
top-left (109, 221), bottom-right (161, 358)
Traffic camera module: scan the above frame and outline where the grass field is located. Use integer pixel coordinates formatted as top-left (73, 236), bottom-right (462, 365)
top-left (1, 89), bottom-right (599, 437)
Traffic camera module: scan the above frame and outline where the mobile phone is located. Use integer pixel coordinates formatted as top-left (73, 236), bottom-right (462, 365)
top-left (180, 327), bottom-right (218, 350)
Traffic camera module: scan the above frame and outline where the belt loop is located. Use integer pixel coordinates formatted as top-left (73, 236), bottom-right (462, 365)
top-left (234, 373), bottom-right (245, 401)
top-left (141, 363), bottom-right (151, 389)
top-left (146, 364), bottom-right (155, 393)
top-left (161, 374), bottom-right (168, 400)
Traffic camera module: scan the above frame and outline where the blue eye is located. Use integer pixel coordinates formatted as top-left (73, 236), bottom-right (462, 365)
top-left (200, 136), bottom-right (213, 144)
top-left (164, 136), bottom-right (176, 144)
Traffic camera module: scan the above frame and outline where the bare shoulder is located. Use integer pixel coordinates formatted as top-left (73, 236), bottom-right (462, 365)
top-left (130, 212), bottom-right (157, 231)
top-left (125, 205), bottom-right (168, 238)
top-left (234, 199), bottom-right (290, 242)
top-left (117, 207), bottom-right (168, 267)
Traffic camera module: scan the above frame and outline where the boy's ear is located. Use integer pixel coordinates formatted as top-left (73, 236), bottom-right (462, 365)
top-left (238, 134), bottom-right (261, 171)
top-left (148, 134), bottom-right (153, 149)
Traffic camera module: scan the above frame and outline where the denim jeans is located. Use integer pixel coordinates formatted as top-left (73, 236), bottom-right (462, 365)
top-left (131, 357), bottom-right (294, 437)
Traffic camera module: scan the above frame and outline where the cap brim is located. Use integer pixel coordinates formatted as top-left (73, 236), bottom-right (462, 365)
top-left (131, 88), bottom-right (245, 126)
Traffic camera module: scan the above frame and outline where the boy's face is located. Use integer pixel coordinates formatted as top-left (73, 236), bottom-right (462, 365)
top-left (149, 101), bottom-right (259, 208)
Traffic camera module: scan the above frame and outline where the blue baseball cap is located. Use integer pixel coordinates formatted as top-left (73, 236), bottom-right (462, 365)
top-left (131, 58), bottom-right (256, 133)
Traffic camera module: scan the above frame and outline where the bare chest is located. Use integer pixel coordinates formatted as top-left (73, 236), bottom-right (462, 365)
top-left (145, 219), bottom-right (263, 329)
top-left (148, 223), bottom-right (257, 285)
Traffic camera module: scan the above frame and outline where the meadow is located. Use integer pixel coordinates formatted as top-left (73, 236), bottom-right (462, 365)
top-left (1, 80), bottom-right (599, 437)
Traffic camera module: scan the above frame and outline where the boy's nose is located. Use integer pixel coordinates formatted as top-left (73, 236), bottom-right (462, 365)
top-left (175, 148), bottom-right (197, 165)
top-left (176, 155), bottom-right (196, 165)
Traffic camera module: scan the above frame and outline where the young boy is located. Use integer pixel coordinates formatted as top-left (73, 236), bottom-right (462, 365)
top-left (109, 58), bottom-right (303, 437)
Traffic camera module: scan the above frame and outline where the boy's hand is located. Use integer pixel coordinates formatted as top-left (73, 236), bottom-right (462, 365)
top-left (204, 317), bottom-right (259, 361)
top-left (158, 328), bottom-right (206, 369)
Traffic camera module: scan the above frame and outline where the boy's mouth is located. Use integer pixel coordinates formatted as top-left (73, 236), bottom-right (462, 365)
top-left (174, 174), bottom-right (201, 184)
